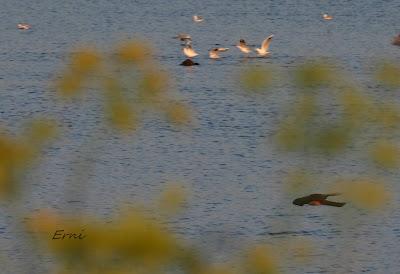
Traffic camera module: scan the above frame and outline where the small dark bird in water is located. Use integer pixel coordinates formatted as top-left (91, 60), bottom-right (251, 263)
top-left (180, 59), bottom-right (199, 66)
top-left (392, 34), bottom-right (400, 46)
top-left (293, 193), bottom-right (346, 207)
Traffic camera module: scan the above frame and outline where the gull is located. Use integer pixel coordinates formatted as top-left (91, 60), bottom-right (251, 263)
top-left (255, 35), bottom-right (273, 57)
top-left (183, 44), bottom-right (199, 58)
top-left (322, 13), bottom-right (333, 20)
top-left (193, 15), bottom-right (204, 23)
top-left (173, 33), bottom-right (192, 42)
top-left (209, 47), bottom-right (229, 59)
top-left (17, 23), bottom-right (31, 30)
top-left (236, 39), bottom-right (252, 54)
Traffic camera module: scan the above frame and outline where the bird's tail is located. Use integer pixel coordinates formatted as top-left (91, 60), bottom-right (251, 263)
top-left (321, 200), bottom-right (346, 207)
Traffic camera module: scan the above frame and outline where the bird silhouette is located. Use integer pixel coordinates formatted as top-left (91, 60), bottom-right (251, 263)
top-left (392, 34), bottom-right (400, 46)
top-left (292, 193), bottom-right (345, 207)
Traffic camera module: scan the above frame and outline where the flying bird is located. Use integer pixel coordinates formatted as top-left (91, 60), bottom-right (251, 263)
top-left (292, 193), bottom-right (346, 207)
top-left (255, 35), bottom-right (274, 57)
top-left (193, 15), bottom-right (204, 23)
top-left (236, 39), bottom-right (252, 54)
top-left (17, 23), bottom-right (31, 30)
top-left (209, 47), bottom-right (229, 59)
top-left (183, 44), bottom-right (199, 58)
top-left (322, 13), bottom-right (333, 20)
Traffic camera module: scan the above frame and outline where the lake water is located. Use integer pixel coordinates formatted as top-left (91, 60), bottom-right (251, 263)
top-left (1, 0), bottom-right (400, 273)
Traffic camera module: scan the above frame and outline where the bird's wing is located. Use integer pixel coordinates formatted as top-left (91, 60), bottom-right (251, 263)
top-left (217, 48), bottom-right (229, 52)
top-left (261, 35), bottom-right (274, 51)
top-left (185, 47), bottom-right (198, 56)
top-left (183, 47), bottom-right (192, 56)
top-left (326, 193), bottom-right (341, 197)
top-left (307, 194), bottom-right (326, 200)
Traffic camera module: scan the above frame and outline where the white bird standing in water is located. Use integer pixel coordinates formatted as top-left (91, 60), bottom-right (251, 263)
top-left (193, 15), bottom-right (204, 23)
top-left (209, 47), bottom-right (229, 59)
top-left (236, 39), bottom-right (252, 54)
top-left (183, 43), bottom-right (199, 58)
top-left (255, 35), bottom-right (274, 57)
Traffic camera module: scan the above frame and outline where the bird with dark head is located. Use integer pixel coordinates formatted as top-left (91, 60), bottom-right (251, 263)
top-left (293, 193), bottom-right (346, 207)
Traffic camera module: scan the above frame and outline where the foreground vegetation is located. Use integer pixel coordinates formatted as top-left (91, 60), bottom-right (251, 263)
top-left (1, 39), bottom-right (399, 273)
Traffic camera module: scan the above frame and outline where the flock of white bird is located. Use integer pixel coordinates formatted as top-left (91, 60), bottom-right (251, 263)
top-left (176, 15), bottom-right (275, 60)
top-left (17, 13), bottom-right (360, 62)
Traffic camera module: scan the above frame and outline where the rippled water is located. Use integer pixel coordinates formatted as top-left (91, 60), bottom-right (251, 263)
top-left (1, 0), bottom-right (400, 273)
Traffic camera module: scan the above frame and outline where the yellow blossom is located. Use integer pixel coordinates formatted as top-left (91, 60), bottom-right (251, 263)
top-left (56, 72), bottom-right (84, 97)
top-left (340, 87), bottom-right (372, 125)
top-left (333, 179), bottom-right (390, 210)
top-left (376, 103), bottom-right (400, 129)
top-left (370, 140), bottom-right (399, 168)
top-left (240, 66), bottom-right (272, 92)
top-left (376, 63), bottom-right (400, 88)
top-left (70, 48), bottom-right (101, 74)
top-left (115, 40), bottom-right (152, 64)
top-left (139, 69), bottom-right (168, 98)
top-left (245, 245), bottom-right (279, 274)
top-left (107, 99), bottom-right (138, 132)
top-left (165, 102), bottom-right (191, 125)
top-left (295, 62), bottom-right (334, 88)
top-left (25, 118), bottom-right (58, 145)
top-left (316, 127), bottom-right (349, 153)
top-left (198, 264), bottom-right (237, 274)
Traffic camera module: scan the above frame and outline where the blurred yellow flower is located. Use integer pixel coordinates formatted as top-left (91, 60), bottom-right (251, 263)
top-left (165, 102), bottom-right (191, 125)
top-left (107, 99), bottom-right (138, 132)
top-left (245, 245), bottom-right (279, 274)
top-left (376, 63), bottom-right (400, 88)
top-left (198, 264), bottom-right (237, 274)
top-left (25, 118), bottom-right (58, 146)
top-left (295, 62), bottom-right (334, 88)
top-left (316, 127), bottom-right (349, 153)
top-left (115, 40), bottom-right (152, 64)
top-left (0, 132), bottom-right (39, 198)
top-left (340, 87), bottom-right (372, 125)
top-left (376, 103), bottom-right (400, 130)
top-left (27, 209), bottom-right (62, 234)
top-left (56, 72), bottom-right (84, 97)
top-left (240, 66), bottom-right (272, 92)
top-left (139, 69), bottom-right (168, 98)
top-left (333, 179), bottom-right (390, 210)
top-left (370, 140), bottom-right (399, 168)
top-left (70, 48), bottom-right (101, 74)
top-left (106, 210), bottom-right (177, 266)
top-left (0, 164), bottom-right (13, 198)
